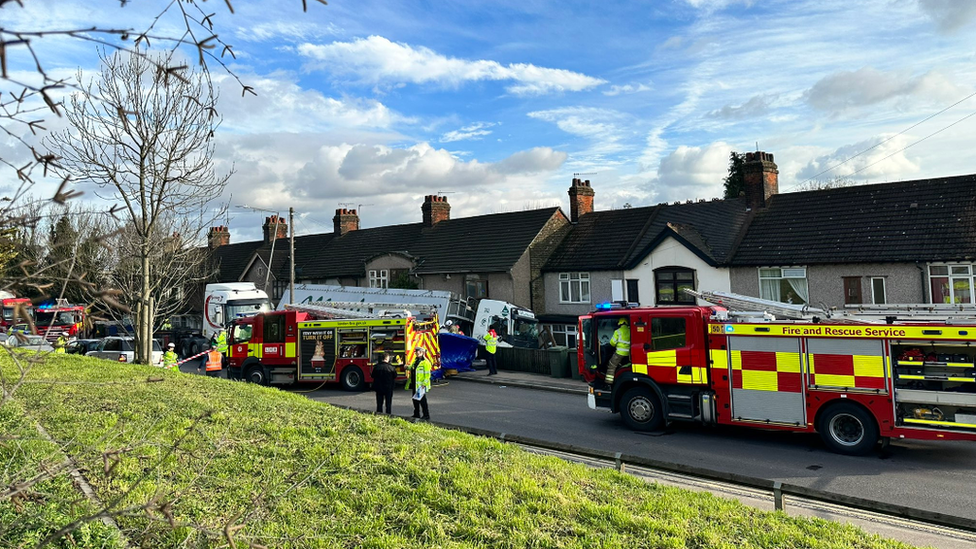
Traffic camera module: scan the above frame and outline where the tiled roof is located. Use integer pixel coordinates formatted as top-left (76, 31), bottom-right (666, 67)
top-left (214, 208), bottom-right (562, 281)
top-left (543, 198), bottom-right (750, 271)
top-left (730, 174), bottom-right (976, 265)
top-left (209, 240), bottom-right (264, 281)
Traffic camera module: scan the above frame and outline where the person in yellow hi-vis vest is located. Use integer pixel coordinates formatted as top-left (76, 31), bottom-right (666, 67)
top-left (406, 347), bottom-right (432, 420)
top-left (162, 342), bottom-right (180, 372)
top-left (597, 318), bottom-right (630, 390)
top-left (482, 329), bottom-right (498, 376)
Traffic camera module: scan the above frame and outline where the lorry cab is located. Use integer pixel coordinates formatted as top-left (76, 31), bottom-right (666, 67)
top-left (472, 299), bottom-right (540, 348)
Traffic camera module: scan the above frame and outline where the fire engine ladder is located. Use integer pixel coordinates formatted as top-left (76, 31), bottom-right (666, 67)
top-left (689, 290), bottom-right (976, 323)
top-left (284, 301), bottom-right (438, 319)
top-left (686, 290), bottom-right (829, 321)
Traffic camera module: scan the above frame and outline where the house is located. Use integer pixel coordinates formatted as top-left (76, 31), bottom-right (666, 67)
top-left (538, 177), bottom-right (752, 347)
top-left (729, 170), bottom-right (976, 307)
top-left (205, 196), bottom-right (570, 312)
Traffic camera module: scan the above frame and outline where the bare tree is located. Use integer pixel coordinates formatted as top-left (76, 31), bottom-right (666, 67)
top-left (44, 50), bottom-right (230, 363)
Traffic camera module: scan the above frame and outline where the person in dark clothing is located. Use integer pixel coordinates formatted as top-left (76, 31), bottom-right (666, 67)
top-left (372, 352), bottom-right (397, 414)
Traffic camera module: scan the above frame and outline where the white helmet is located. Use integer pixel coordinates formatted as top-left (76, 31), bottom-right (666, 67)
top-left (167, 342), bottom-right (175, 349)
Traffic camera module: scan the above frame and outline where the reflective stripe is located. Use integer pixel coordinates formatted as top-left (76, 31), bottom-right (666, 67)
top-left (205, 350), bottom-right (222, 372)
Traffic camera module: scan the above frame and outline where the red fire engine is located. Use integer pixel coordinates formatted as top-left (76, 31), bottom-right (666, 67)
top-left (0, 291), bottom-right (33, 333)
top-left (226, 303), bottom-right (441, 390)
top-left (581, 292), bottom-right (976, 455)
top-left (34, 300), bottom-right (86, 341)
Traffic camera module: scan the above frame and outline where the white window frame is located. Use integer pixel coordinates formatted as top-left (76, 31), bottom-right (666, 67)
top-left (559, 272), bottom-right (591, 304)
top-left (758, 267), bottom-right (809, 304)
top-left (368, 269), bottom-right (389, 289)
top-left (610, 279), bottom-right (625, 302)
top-left (928, 264), bottom-right (976, 304)
top-left (870, 277), bottom-right (887, 305)
top-left (547, 324), bottom-right (578, 349)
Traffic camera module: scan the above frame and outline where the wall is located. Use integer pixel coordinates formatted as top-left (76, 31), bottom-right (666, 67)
top-left (542, 270), bottom-right (624, 318)
top-left (730, 262), bottom-right (924, 307)
top-left (626, 235), bottom-right (730, 306)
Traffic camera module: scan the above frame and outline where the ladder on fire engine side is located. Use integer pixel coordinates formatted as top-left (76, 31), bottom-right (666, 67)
top-left (688, 289), bottom-right (976, 323)
top-left (284, 301), bottom-right (438, 320)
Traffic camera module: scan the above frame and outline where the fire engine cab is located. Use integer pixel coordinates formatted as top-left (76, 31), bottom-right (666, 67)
top-left (226, 303), bottom-right (441, 391)
top-left (581, 292), bottom-right (976, 455)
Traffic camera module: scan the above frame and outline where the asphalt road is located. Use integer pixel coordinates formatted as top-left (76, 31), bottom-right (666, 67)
top-left (298, 378), bottom-right (976, 523)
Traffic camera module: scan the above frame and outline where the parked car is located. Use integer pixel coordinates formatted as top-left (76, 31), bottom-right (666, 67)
top-left (0, 333), bottom-right (55, 352)
top-left (86, 337), bottom-right (163, 365)
top-left (66, 338), bottom-right (101, 355)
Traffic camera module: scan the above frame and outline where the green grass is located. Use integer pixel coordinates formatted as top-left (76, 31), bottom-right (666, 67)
top-left (1, 353), bottom-right (917, 548)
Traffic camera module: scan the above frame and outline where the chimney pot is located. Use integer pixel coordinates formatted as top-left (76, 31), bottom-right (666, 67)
top-left (568, 177), bottom-right (595, 222)
top-left (422, 194), bottom-right (450, 227)
top-left (208, 225), bottom-right (230, 249)
top-left (333, 208), bottom-right (360, 236)
top-left (742, 150), bottom-right (779, 210)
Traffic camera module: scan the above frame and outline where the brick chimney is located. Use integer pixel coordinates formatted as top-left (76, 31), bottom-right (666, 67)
top-left (262, 215), bottom-right (287, 245)
top-left (742, 151), bottom-right (779, 210)
top-left (422, 195), bottom-right (450, 227)
top-left (568, 178), bottom-right (595, 222)
top-left (333, 208), bottom-right (359, 236)
top-left (207, 225), bottom-right (230, 249)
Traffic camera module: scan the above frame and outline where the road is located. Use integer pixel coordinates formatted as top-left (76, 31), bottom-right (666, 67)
top-left (297, 378), bottom-right (976, 524)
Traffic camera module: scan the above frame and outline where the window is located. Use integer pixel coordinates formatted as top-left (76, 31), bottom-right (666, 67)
top-left (559, 272), bottom-right (591, 303)
top-left (466, 278), bottom-right (489, 300)
top-left (368, 269), bottom-right (389, 289)
top-left (871, 277), bottom-right (886, 305)
top-left (272, 279), bottom-right (288, 302)
top-left (843, 277), bottom-right (862, 305)
top-left (759, 267), bottom-right (809, 305)
top-left (611, 279), bottom-right (641, 303)
top-left (626, 279), bottom-right (640, 304)
top-left (263, 315), bottom-right (285, 343)
top-left (547, 324), bottom-right (578, 349)
top-left (928, 264), bottom-right (976, 304)
top-left (655, 268), bottom-right (695, 305)
top-left (651, 317), bottom-right (686, 351)
top-left (232, 324), bottom-right (253, 345)
top-left (611, 279), bottom-right (624, 301)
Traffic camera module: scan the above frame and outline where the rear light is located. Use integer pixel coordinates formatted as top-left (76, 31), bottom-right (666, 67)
top-left (118, 354), bottom-right (127, 362)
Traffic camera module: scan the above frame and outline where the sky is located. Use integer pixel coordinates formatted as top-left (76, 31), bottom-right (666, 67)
top-left (5, 0), bottom-right (976, 242)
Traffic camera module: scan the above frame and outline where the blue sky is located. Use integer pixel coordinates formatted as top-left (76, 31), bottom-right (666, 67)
top-left (6, 0), bottom-right (976, 242)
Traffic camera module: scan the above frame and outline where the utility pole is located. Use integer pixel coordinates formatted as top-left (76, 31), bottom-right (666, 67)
top-left (289, 206), bottom-right (295, 306)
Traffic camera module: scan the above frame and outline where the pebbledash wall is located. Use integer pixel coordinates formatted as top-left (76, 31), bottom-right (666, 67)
top-left (730, 263), bottom-right (924, 308)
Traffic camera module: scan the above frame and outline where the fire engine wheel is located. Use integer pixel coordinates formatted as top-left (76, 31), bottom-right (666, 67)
top-left (340, 365), bottom-right (366, 392)
top-left (819, 403), bottom-right (879, 456)
top-left (619, 387), bottom-right (664, 432)
top-left (245, 364), bottom-right (269, 386)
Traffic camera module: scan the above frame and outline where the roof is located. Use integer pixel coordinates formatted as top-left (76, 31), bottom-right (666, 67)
top-left (730, 174), bottom-right (976, 265)
top-left (212, 208), bottom-right (563, 282)
top-left (543, 198), bottom-right (750, 271)
top-left (209, 240), bottom-right (264, 281)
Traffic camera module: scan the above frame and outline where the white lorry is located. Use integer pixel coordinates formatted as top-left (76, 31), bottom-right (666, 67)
top-left (277, 284), bottom-right (474, 330)
top-left (470, 298), bottom-right (539, 349)
top-left (203, 282), bottom-right (273, 340)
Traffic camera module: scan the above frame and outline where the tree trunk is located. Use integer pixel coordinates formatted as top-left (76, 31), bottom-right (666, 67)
top-left (139, 251), bottom-right (151, 364)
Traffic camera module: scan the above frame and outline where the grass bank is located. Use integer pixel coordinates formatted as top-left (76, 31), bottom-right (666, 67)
top-left (1, 353), bottom-right (914, 548)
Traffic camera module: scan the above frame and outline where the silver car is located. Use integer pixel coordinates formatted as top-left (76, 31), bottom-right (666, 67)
top-left (0, 333), bottom-right (56, 352)
top-left (86, 337), bottom-right (164, 365)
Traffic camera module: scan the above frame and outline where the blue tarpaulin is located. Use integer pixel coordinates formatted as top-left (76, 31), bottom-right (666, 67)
top-left (434, 332), bottom-right (479, 379)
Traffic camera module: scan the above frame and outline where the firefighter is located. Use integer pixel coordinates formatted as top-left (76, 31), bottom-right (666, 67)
top-left (598, 318), bottom-right (630, 390)
top-left (406, 347), bottom-right (432, 420)
top-left (55, 331), bottom-right (69, 354)
top-left (201, 347), bottom-right (223, 378)
top-left (482, 329), bottom-right (498, 376)
top-left (163, 342), bottom-right (179, 372)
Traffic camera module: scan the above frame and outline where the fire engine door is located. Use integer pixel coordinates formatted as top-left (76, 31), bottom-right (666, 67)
top-left (727, 336), bottom-right (805, 425)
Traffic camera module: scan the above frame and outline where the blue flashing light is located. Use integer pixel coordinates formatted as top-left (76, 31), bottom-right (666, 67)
top-left (595, 302), bottom-right (613, 310)
top-left (725, 325), bottom-right (734, 333)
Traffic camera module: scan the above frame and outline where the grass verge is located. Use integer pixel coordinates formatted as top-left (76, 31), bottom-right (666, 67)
top-left (1, 353), bottom-right (916, 548)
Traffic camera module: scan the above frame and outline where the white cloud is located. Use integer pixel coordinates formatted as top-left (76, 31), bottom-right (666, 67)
top-left (707, 94), bottom-right (776, 120)
top-left (602, 82), bottom-right (653, 96)
top-left (527, 107), bottom-right (632, 157)
top-left (650, 142), bottom-right (731, 202)
top-left (298, 35), bottom-right (606, 95)
top-left (793, 134), bottom-right (920, 183)
top-left (918, 0), bottom-right (976, 33)
top-left (805, 68), bottom-right (968, 115)
top-left (439, 122), bottom-right (496, 143)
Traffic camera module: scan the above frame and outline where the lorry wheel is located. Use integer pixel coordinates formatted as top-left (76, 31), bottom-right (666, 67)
top-left (619, 387), bottom-right (664, 431)
top-left (818, 402), bottom-right (879, 456)
top-left (245, 364), bottom-right (269, 386)
top-left (191, 342), bottom-right (202, 357)
top-left (340, 365), bottom-right (365, 392)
